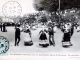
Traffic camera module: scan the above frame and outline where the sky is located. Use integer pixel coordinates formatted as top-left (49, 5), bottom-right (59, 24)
top-left (0, 0), bottom-right (37, 17)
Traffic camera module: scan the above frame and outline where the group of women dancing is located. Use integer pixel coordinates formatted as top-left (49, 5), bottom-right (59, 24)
top-left (21, 22), bottom-right (74, 47)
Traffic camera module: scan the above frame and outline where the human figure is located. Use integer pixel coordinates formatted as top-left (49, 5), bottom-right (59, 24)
top-left (24, 24), bottom-right (31, 36)
top-left (26, 26), bottom-right (32, 38)
top-left (39, 30), bottom-right (47, 41)
top-left (70, 24), bottom-right (74, 37)
top-left (77, 25), bottom-right (80, 32)
top-left (39, 29), bottom-right (49, 47)
top-left (48, 26), bottom-right (55, 46)
top-left (15, 25), bottom-right (21, 46)
top-left (23, 29), bottom-right (33, 46)
top-left (3, 23), bottom-right (6, 32)
top-left (62, 23), bottom-right (73, 46)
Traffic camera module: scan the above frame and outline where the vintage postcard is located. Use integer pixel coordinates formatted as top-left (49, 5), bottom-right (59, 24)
top-left (0, 0), bottom-right (80, 60)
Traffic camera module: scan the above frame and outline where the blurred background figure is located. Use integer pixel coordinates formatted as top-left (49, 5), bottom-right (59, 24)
top-left (77, 25), bottom-right (80, 32)
top-left (3, 23), bottom-right (7, 32)
top-left (0, 23), bottom-right (3, 31)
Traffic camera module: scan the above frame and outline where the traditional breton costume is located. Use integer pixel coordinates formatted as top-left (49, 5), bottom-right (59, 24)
top-left (22, 25), bottom-right (33, 46)
top-left (39, 27), bottom-right (49, 47)
top-left (62, 23), bottom-right (73, 47)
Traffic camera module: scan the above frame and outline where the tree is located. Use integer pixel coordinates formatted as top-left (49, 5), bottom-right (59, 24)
top-left (34, 0), bottom-right (80, 12)
top-left (34, 0), bottom-right (58, 12)
top-left (33, 0), bottom-right (80, 26)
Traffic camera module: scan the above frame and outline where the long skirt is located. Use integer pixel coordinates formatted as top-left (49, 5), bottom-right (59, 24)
top-left (63, 33), bottom-right (70, 42)
top-left (21, 32), bottom-right (33, 46)
top-left (39, 33), bottom-right (49, 47)
top-left (39, 33), bottom-right (47, 40)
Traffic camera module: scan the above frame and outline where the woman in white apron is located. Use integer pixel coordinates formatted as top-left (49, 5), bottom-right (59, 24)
top-left (62, 23), bottom-right (73, 47)
top-left (38, 27), bottom-right (49, 47)
top-left (22, 25), bottom-right (33, 46)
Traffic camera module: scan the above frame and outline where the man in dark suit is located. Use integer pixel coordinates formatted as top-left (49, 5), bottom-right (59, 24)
top-left (15, 25), bottom-right (21, 46)
top-left (48, 23), bottom-right (55, 46)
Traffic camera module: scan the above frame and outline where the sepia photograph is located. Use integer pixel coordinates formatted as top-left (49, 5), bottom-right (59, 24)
top-left (0, 0), bottom-right (80, 60)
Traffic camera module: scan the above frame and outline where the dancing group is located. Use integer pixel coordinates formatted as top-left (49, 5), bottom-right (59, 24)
top-left (39, 23), bottom-right (74, 47)
top-left (14, 22), bottom-right (74, 47)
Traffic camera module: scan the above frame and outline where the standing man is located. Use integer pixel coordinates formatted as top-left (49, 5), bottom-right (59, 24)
top-left (48, 23), bottom-right (55, 46)
top-left (15, 25), bottom-right (21, 46)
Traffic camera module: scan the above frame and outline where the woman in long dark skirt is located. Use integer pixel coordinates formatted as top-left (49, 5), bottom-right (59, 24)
top-left (63, 32), bottom-right (70, 42)
top-left (62, 23), bottom-right (73, 46)
top-left (39, 30), bottom-right (49, 47)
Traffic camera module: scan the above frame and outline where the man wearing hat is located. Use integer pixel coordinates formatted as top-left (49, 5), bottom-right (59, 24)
top-left (15, 24), bottom-right (21, 46)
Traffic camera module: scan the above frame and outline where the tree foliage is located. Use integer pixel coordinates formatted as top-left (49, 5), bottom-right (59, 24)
top-left (38, 15), bottom-right (47, 23)
top-left (34, 0), bottom-right (80, 12)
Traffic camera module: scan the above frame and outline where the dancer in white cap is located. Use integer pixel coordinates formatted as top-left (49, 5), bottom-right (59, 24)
top-left (38, 26), bottom-right (49, 47)
top-left (62, 22), bottom-right (73, 47)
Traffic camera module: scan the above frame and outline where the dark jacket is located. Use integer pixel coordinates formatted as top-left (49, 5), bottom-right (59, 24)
top-left (15, 28), bottom-right (20, 36)
top-left (48, 27), bottom-right (54, 35)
